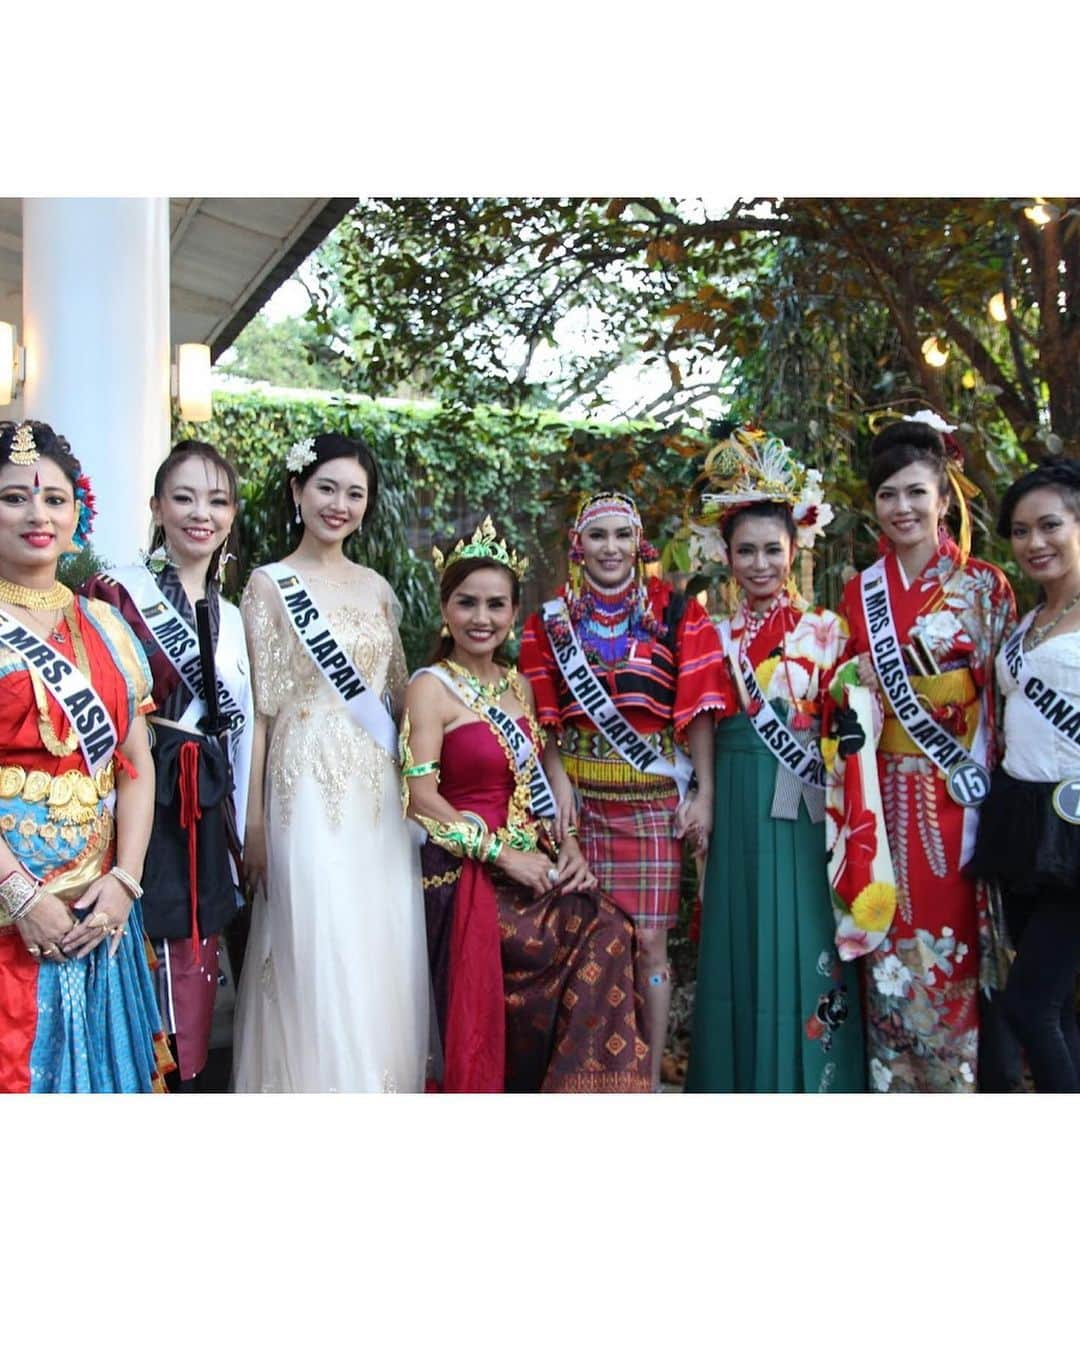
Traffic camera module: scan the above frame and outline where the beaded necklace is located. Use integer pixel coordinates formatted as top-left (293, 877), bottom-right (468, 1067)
top-left (572, 576), bottom-right (660, 666)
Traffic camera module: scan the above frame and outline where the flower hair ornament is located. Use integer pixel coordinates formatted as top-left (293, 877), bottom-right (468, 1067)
top-left (693, 424), bottom-right (834, 567)
top-left (72, 472), bottom-right (96, 550)
top-left (432, 515), bottom-right (528, 580)
top-left (867, 407), bottom-right (979, 564)
top-left (285, 436), bottom-right (318, 475)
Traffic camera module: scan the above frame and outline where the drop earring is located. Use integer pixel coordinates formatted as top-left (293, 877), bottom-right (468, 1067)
top-left (294, 504), bottom-right (302, 526)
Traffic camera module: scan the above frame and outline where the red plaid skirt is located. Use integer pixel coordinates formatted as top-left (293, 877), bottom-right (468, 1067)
top-left (579, 795), bottom-right (682, 929)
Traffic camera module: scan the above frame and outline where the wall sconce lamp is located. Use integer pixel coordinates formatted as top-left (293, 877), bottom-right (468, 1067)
top-left (0, 321), bottom-right (26, 406)
top-left (921, 336), bottom-right (950, 369)
top-left (171, 343), bottom-right (213, 422)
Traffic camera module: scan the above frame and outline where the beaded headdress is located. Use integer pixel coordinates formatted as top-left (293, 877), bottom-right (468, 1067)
top-left (432, 515), bottom-right (528, 580)
top-left (694, 423), bottom-right (833, 565)
top-left (573, 491), bottom-right (642, 534)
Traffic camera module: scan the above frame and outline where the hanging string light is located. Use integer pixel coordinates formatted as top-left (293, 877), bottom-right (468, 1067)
top-left (988, 292), bottom-right (1009, 323)
top-left (921, 336), bottom-right (949, 368)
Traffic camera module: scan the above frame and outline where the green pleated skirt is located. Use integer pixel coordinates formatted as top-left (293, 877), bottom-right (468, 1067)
top-left (685, 715), bottom-right (865, 1093)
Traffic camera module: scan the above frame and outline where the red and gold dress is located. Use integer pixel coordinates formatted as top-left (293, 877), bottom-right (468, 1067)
top-left (839, 540), bottom-right (1015, 1092)
top-left (0, 598), bottom-right (172, 1093)
top-left (519, 577), bottom-right (725, 928)
top-left (420, 709), bottom-right (650, 1093)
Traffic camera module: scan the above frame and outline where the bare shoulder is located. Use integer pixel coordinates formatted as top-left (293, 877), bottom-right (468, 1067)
top-left (405, 666), bottom-right (457, 723)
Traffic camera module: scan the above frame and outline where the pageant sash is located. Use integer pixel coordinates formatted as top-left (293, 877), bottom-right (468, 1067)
top-left (720, 620), bottom-right (827, 797)
top-left (541, 598), bottom-right (693, 799)
top-left (0, 613), bottom-right (118, 780)
top-left (1003, 610), bottom-right (1080, 824)
top-left (107, 564), bottom-right (248, 758)
top-left (416, 663), bottom-right (558, 818)
top-left (262, 562), bottom-right (398, 762)
top-left (860, 560), bottom-right (990, 807)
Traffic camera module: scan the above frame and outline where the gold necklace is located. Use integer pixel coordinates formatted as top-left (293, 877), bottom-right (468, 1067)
top-left (443, 658), bottom-right (512, 702)
top-left (22, 603), bottom-right (89, 758)
top-left (0, 577), bottom-right (74, 610)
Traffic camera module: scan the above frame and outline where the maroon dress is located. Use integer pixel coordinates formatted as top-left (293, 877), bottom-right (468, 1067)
top-left (422, 718), bottom-right (650, 1092)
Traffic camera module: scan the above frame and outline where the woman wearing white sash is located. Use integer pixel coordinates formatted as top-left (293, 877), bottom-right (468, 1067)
top-left (843, 413), bottom-right (1015, 1092)
top-left (403, 524), bottom-right (649, 1092)
top-left (232, 433), bottom-right (427, 1092)
top-left (0, 420), bottom-right (170, 1092)
top-left (972, 461), bottom-right (1080, 1091)
top-left (684, 426), bottom-right (864, 1092)
top-left (83, 440), bottom-right (253, 1089)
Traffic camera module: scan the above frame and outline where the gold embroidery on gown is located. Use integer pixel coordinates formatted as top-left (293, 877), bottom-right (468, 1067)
top-left (241, 570), bottom-right (408, 827)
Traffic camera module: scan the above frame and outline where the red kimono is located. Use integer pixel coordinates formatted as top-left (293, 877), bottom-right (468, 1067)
top-left (840, 541), bottom-right (1015, 1092)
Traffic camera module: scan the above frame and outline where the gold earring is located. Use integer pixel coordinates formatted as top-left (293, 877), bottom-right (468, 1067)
top-left (440, 622), bottom-right (450, 637)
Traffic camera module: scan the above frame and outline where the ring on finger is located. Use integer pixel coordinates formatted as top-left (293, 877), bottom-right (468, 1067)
top-left (26, 943), bottom-right (41, 957)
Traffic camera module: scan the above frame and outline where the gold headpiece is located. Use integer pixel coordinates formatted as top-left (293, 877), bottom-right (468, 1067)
top-left (8, 422), bottom-right (39, 465)
top-left (432, 516), bottom-right (528, 580)
top-left (697, 424), bottom-right (834, 555)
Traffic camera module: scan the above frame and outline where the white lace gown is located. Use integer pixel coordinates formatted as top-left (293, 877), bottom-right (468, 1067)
top-left (232, 565), bottom-right (429, 1092)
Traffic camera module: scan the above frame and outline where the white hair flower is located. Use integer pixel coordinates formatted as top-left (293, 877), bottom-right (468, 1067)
top-left (285, 436), bottom-right (318, 474)
top-left (904, 409), bottom-right (957, 435)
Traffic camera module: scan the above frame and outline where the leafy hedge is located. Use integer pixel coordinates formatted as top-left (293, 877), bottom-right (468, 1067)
top-left (173, 391), bottom-right (676, 667)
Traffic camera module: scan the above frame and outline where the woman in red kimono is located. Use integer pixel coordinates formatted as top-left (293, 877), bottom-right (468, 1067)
top-left (518, 491), bottom-right (725, 1089)
top-left (0, 420), bottom-right (170, 1092)
top-left (841, 412), bottom-right (1015, 1091)
top-left (402, 519), bottom-right (650, 1092)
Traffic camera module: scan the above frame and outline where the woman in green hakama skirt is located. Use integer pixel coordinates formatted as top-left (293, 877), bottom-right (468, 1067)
top-left (685, 426), bottom-right (865, 1093)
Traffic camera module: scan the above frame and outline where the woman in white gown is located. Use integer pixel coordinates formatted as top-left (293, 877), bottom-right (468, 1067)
top-left (232, 432), bottom-right (428, 1092)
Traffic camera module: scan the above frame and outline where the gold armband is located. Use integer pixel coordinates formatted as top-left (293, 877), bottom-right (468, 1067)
top-left (399, 708), bottom-right (442, 816)
top-left (415, 811), bottom-right (490, 861)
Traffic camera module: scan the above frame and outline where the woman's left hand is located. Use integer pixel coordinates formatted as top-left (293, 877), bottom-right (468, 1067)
top-left (674, 791), bottom-right (713, 858)
top-left (555, 835), bottom-right (597, 894)
top-left (60, 874), bottom-right (133, 959)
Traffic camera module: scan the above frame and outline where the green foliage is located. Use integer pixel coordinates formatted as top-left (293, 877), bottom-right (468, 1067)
top-left (220, 314), bottom-right (346, 391)
top-left (58, 544), bottom-right (112, 587)
top-left (176, 391), bottom-right (694, 666)
top-left (312, 196), bottom-right (1079, 457)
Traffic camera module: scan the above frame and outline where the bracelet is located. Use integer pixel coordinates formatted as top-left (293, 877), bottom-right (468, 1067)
top-left (0, 869), bottom-right (41, 920)
top-left (482, 833), bottom-right (504, 865)
top-left (109, 866), bottom-right (144, 901)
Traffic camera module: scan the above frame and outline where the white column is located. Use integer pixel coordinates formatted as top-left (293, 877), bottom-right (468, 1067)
top-left (21, 197), bottom-right (171, 566)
